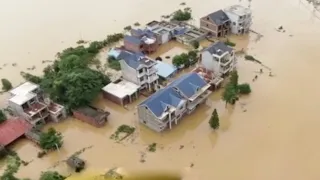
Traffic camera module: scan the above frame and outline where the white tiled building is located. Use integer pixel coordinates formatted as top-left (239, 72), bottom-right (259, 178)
top-left (224, 5), bottom-right (252, 35)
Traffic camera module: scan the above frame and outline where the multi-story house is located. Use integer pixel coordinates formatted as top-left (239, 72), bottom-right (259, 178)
top-left (224, 5), bottom-right (252, 35)
top-left (200, 41), bottom-right (236, 76)
top-left (118, 50), bottom-right (159, 92)
top-left (200, 10), bottom-right (231, 37)
top-left (8, 82), bottom-right (66, 127)
top-left (137, 72), bottom-right (211, 132)
top-left (124, 28), bottom-right (159, 54)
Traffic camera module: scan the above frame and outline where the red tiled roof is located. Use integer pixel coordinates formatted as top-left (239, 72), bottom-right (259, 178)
top-left (0, 118), bottom-right (32, 146)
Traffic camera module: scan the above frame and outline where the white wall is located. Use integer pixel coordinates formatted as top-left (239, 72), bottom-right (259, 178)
top-left (201, 51), bottom-right (220, 73)
top-left (119, 60), bottom-right (139, 85)
top-left (161, 32), bottom-right (170, 44)
top-left (174, 100), bottom-right (187, 116)
top-left (224, 11), bottom-right (240, 34)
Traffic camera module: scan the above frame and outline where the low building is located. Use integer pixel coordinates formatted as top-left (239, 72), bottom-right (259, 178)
top-left (0, 118), bottom-right (32, 147)
top-left (200, 10), bottom-right (231, 37)
top-left (102, 79), bottom-right (140, 106)
top-left (137, 72), bottom-right (211, 132)
top-left (124, 28), bottom-right (159, 54)
top-left (118, 50), bottom-right (159, 92)
top-left (200, 41), bottom-right (236, 76)
top-left (8, 82), bottom-right (66, 127)
top-left (176, 27), bottom-right (207, 45)
top-left (192, 66), bottom-right (224, 89)
top-left (224, 5), bottom-right (252, 35)
top-left (72, 106), bottom-right (110, 128)
top-left (154, 60), bottom-right (177, 83)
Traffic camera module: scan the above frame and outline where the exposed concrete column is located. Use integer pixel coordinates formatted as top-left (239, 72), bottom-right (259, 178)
top-left (129, 94), bottom-right (132, 103)
top-left (169, 113), bottom-right (172, 129)
top-left (135, 91), bottom-right (138, 99)
top-left (121, 98), bottom-right (124, 106)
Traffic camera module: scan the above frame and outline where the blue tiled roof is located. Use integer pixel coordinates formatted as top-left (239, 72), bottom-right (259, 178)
top-left (168, 72), bottom-right (207, 98)
top-left (173, 27), bottom-right (188, 36)
top-left (131, 28), bottom-right (155, 38)
top-left (139, 72), bottom-right (208, 117)
top-left (124, 35), bottom-right (141, 45)
top-left (204, 41), bottom-right (233, 56)
top-left (118, 50), bottom-right (141, 69)
top-left (207, 10), bottom-right (230, 25)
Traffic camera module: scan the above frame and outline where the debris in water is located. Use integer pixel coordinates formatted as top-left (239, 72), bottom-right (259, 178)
top-left (165, 56), bottom-right (170, 59)
top-left (134, 22), bottom-right (140, 26)
top-left (12, 63), bottom-right (17, 67)
top-left (243, 109), bottom-right (247, 112)
top-left (140, 152), bottom-right (146, 163)
top-left (179, 145), bottom-right (184, 149)
top-left (147, 143), bottom-right (157, 152)
top-left (105, 168), bottom-right (123, 179)
top-left (180, 2), bottom-right (186, 5)
top-left (260, 69), bottom-right (263, 73)
top-left (3, 63), bottom-right (7, 67)
top-left (190, 163), bottom-right (194, 168)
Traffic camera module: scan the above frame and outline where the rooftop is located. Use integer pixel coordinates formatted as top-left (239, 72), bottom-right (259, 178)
top-left (154, 61), bottom-right (177, 79)
top-left (75, 106), bottom-right (110, 120)
top-left (102, 79), bottom-right (140, 99)
top-left (10, 81), bottom-right (39, 96)
top-left (224, 5), bottom-right (251, 16)
top-left (205, 10), bottom-right (230, 25)
top-left (140, 73), bottom-right (208, 117)
top-left (124, 35), bottom-right (141, 45)
top-left (0, 118), bottom-right (32, 146)
top-left (118, 50), bottom-right (156, 69)
top-left (9, 92), bottom-right (36, 105)
top-left (204, 41), bottom-right (233, 56)
top-left (48, 102), bottom-right (64, 114)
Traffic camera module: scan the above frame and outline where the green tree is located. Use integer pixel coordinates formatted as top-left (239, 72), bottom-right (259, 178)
top-left (1, 79), bottom-right (12, 91)
top-left (171, 9), bottom-right (192, 21)
top-left (20, 72), bottom-right (42, 84)
top-left (209, 109), bottom-right (219, 130)
top-left (238, 83), bottom-right (251, 95)
top-left (40, 171), bottom-right (65, 180)
top-left (191, 40), bottom-right (199, 49)
top-left (222, 83), bottom-right (238, 107)
top-left (0, 155), bottom-right (21, 180)
top-left (0, 109), bottom-right (6, 123)
top-left (230, 70), bottom-right (239, 87)
top-left (39, 128), bottom-right (63, 150)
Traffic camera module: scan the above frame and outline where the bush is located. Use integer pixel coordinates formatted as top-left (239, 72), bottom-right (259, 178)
top-left (39, 128), bottom-right (63, 150)
top-left (171, 9), bottom-right (192, 21)
top-left (244, 55), bottom-right (255, 61)
top-left (108, 60), bottom-right (121, 71)
top-left (191, 41), bottom-right (199, 49)
top-left (148, 143), bottom-right (157, 152)
top-left (209, 109), bottom-right (219, 130)
top-left (1, 79), bottom-right (12, 91)
top-left (238, 83), bottom-right (251, 94)
top-left (224, 39), bottom-right (236, 47)
top-left (0, 109), bottom-right (6, 123)
top-left (40, 171), bottom-right (65, 180)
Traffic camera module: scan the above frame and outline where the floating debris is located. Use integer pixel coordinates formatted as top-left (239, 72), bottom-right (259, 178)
top-left (12, 63), bottom-right (17, 67)
top-left (190, 163), bottom-right (194, 168)
top-left (180, 2), bottom-right (186, 5)
top-left (27, 66), bottom-right (36, 71)
top-left (105, 168), bottom-right (123, 179)
top-left (147, 143), bottom-right (157, 152)
top-left (179, 145), bottom-right (184, 150)
top-left (3, 63), bottom-right (7, 67)
top-left (134, 22), bottom-right (140, 26)
top-left (66, 156), bottom-right (85, 173)
top-left (139, 152), bottom-right (146, 163)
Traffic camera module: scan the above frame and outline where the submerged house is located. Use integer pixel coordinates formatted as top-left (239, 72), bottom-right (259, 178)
top-left (118, 50), bottom-right (159, 92)
top-left (8, 82), bottom-right (66, 127)
top-left (72, 106), bottom-right (110, 128)
top-left (0, 118), bottom-right (32, 147)
top-left (200, 41), bottom-right (236, 76)
top-left (200, 10), bottom-right (231, 37)
top-left (137, 72), bottom-right (211, 132)
top-left (124, 28), bottom-right (159, 54)
top-left (224, 5), bottom-right (252, 35)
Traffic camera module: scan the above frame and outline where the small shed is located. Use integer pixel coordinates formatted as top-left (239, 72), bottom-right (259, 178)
top-left (72, 106), bottom-right (110, 128)
top-left (154, 61), bottom-right (177, 82)
top-left (102, 79), bottom-right (140, 106)
top-left (67, 156), bottom-right (85, 172)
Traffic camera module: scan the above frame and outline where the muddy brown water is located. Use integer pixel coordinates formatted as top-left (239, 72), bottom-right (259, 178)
top-left (2, 0), bottom-right (320, 179)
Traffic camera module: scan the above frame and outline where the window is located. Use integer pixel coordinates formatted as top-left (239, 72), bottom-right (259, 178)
top-left (140, 77), bottom-right (144, 82)
top-left (207, 17), bottom-right (210, 20)
top-left (206, 24), bottom-right (209, 27)
top-left (140, 44), bottom-right (143, 48)
top-left (233, 22), bottom-right (236, 25)
top-left (143, 120), bottom-right (147, 124)
top-left (139, 69), bottom-right (143, 74)
top-left (238, 30), bottom-right (241, 33)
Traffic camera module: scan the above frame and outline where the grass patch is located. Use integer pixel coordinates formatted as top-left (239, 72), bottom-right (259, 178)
top-left (110, 125), bottom-right (135, 141)
top-left (147, 143), bottom-right (157, 152)
top-left (224, 39), bottom-right (236, 47)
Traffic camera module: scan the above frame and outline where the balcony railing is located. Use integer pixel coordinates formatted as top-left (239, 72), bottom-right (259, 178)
top-left (146, 68), bottom-right (157, 75)
top-left (148, 75), bottom-right (158, 83)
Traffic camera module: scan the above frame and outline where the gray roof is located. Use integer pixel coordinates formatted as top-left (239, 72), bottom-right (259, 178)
top-left (207, 10), bottom-right (230, 25)
top-left (124, 35), bottom-right (141, 45)
top-left (204, 41), bottom-right (233, 56)
top-left (118, 50), bottom-right (155, 69)
top-left (139, 72), bottom-right (207, 117)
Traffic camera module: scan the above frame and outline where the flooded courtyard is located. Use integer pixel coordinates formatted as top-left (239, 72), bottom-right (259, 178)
top-left (2, 0), bottom-right (320, 179)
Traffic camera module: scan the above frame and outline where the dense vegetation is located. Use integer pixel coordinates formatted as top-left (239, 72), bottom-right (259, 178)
top-left (0, 155), bottom-right (30, 180)
top-left (224, 39), bottom-right (236, 47)
top-left (21, 33), bottom-right (124, 112)
top-left (107, 56), bottom-right (121, 71)
top-left (209, 109), bottom-right (220, 130)
top-left (171, 9), bottom-right (192, 21)
top-left (222, 70), bottom-right (252, 106)
top-left (191, 40), bottom-right (199, 49)
top-left (40, 171), bottom-right (65, 180)
top-left (172, 50), bottom-right (198, 68)
top-left (39, 128), bottom-right (63, 150)
top-left (1, 79), bottom-right (12, 91)
top-left (0, 109), bottom-right (6, 123)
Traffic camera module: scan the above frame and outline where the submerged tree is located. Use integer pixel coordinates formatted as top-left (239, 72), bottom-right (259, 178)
top-left (191, 40), bottom-right (199, 49)
top-left (39, 128), bottom-right (63, 150)
top-left (222, 83), bottom-right (238, 107)
top-left (0, 155), bottom-right (21, 180)
top-left (238, 83), bottom-right (251, 95)
top-left (171, 9), bottom-right (192, 21)
top-left (1, 79), bottom-right (12, 91)
top-left (209, 109), bottom-right (220, 130)
top-left (0, 109), bottom-right (6, 123)
top-left (40, 171), bottom-right (65, 180)
top-left (230, 70), bottom-right (239, 87)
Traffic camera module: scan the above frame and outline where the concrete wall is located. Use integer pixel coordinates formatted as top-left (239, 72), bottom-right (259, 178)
top-left (72, 111), bottom-right (106, 128)
top-left (200, 17), bottom-right (218, 36)
top-left (102, 91), bottom-right (130, 106)
top-left (224, 11), bottom-right (240, 34)
top-left (137, 106), bottom-right (167, 132)
top-left (119, 60), bottom-right (139, 85)
top-left (201, 51), bottom-right (220, 73)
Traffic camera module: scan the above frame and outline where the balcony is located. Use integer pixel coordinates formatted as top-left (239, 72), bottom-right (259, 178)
top-left (187, 90), bottom-right (211, 110)
top-left (146, 68), bottom-right (157, 75)
top-left (148, 75), bottom-right (158, 83)
top-left (23, 102), bottom-right (47, 117)
top-left (137, 70), bottom-right (146, 77)
top-left (48, 102), bottom-right (64, 115)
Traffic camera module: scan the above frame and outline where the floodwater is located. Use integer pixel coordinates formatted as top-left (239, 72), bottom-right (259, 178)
top-left (2, 0), bottom-right (320, 179)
